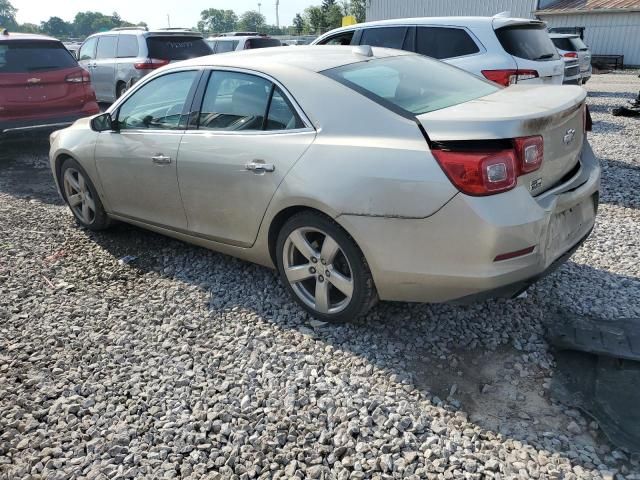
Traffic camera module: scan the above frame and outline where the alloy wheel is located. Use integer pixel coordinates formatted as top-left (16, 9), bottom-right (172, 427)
top-left (63, 168), bottom-right (96, 225)
top-left (282, 227), bottom-right (354, 314)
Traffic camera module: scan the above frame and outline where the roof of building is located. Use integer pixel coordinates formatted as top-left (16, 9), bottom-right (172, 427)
top-left (537, 0), bottom-right (640, 14)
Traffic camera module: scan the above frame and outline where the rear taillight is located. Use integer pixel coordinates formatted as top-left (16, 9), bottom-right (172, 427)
top-left (563, 52), bottom-right (578, 58)
top-left (481, 69), bottom-right (539, 87)
top-left (583, 105), bottom-right (592, 132)
top-left (514, 136), bottom-right (544, 174)
top-left (65, 70), bottom-right (91, 83)
top-left (134, 58), bottom-right (170, 70)
top-left (432, 149), bottom-right (517, 196)
top-left (432, 136), bottom-right (544, 196)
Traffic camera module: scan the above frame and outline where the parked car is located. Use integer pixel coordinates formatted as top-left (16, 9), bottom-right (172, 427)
top-left (312, 15), bottom-right (565, 87)
top-left (77, 27), bottom-right (211, 103)
top-left (49, 46), bottom-right (599, 322)
top-left (550, 33), bottom-right (592, 84)
top-left (206, 34), bottom-right (282, 54)
top-left (0, 30), bottom-right (99, 135)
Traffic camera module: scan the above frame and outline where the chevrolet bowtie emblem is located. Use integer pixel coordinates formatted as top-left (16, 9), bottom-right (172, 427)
top-left (563, 128), bottom-right (576, 145)
top-left (26, 78), bottom-right (41, 84)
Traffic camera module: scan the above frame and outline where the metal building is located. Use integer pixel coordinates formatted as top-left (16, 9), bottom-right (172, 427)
top-left (365, 0), bottom-right (640, 66)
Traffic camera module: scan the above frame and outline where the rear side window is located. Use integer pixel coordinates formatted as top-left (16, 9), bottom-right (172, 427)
top-left (117, 35), bottom-right (139, 58)
top-left (495, 25), bottom-right (559, 61)
top-left (0, 40), bottom-right (77, 73)
top-left (323, 55), bottom-right (498, 116)
top-left (215, 40), bottom-right (238, 53)
top-left (360, 27), bottom-right (407, 49)
top-left (146, 36), bottom-right (211, 60)
top-left (245, 38), bottom-right (282, 49)
top-left (415, 27), bottom-right (480, 59)
top-left (96, 36), bottom-right (117, 59)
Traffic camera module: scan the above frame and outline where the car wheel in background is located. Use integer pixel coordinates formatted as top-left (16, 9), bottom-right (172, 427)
top-left (61, 158), bottom-right (111, 231)
top-left (276, 211), bottom-right (377, 322)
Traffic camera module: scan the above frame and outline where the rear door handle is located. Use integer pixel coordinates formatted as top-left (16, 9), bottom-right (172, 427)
top-left (245, 160), bottom-right (275, 173)
top-left (152, 154), bottom-right (172, 165)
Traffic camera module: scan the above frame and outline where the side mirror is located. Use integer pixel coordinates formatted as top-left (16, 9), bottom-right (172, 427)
top-left (91, 112), bottom-right (116, 132)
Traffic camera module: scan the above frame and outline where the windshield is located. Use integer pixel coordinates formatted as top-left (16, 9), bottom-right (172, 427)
top-left (495, 25), bottom-right (560, 61)
top-left (322, 55), bottom-right (499, 116)
top-left (0, 40), bottom-right (77, 73)
top-left (552, 36), bottom-right (588, 52)
top-left (146, 36), bottom-right (211, 60)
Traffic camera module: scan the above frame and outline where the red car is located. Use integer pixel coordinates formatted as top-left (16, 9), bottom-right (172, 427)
top-left (0, 30), bottom-right (99, 135)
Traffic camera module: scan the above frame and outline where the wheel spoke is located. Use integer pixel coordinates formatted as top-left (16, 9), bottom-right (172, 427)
top-left (64, 171), bottom-right (80, 192)
top-left (81, 201), bottom-right (91, 223)
top-left (78, 174), bottom-right (86, 192)
top-left (285, 264), bottom-right (314, 283)
top-left (289, 230), bottom-right (318, 260)
top-left (315, 280), bottom-right (329, 313)
top-left (328, 270), bottom-right (353, 298)
top-left (84, 193), bottom-right (96, 212)
top-left (320, 236), bottom-right (340, 264)
top-left (67, 193), bottom-right (82, 207)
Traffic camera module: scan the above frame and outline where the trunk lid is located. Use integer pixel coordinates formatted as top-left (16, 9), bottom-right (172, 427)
top-left (418, 85), bottom-right (587, 195)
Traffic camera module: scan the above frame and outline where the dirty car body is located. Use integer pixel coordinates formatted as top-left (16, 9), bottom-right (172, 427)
top-left (49, 46), bottom-right (600, 320)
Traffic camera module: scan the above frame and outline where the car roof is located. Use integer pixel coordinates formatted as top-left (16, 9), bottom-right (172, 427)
top-left (208, 36), bottom-right (270, 41)
top-left (0, 31), bottom-right (60, 42)
top-left (176, 45), bottom-right (413, 73)
top-left (316, 15), bottom-right (540, 36)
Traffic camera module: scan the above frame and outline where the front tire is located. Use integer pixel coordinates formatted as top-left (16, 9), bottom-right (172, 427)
top-left (60, 158), bottom-right (111, 231)
top-left (276, 211), bottom-right (377, 323)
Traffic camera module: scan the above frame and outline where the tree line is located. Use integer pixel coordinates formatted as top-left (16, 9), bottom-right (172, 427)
top-left (0, 0), bottom-right (366, 40)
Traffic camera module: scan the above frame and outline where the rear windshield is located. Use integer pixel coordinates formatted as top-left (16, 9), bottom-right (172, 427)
top-left (0, 40), bottom-right (77, 73)
top-left (323, 55), bottom-right (499, 117)
top-left (246, 38), bottom-right (282, 49)
top-left (495, 25), bottom-right (559, 61)
top-left (146, 36), bottom-right (211, 60)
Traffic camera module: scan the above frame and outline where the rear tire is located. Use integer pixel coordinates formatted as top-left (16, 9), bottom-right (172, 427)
top-left (60, 158), bottom-right (111, 231)
top-left (276, 211), bottom-right (377, 323)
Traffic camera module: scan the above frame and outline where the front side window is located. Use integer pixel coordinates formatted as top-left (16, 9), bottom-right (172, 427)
top-left (360, 27), bottom-right (407, 49)
top-left (320, 31), bottom-right (355, 46)
top-left (323, 55), bottom-right (499, 116)
top-left (117, 70), bottom-right (197, 130)
top-left (197, 70), bottom-right (303, 131)
top-left (117, 35), bottom-right (139, 58)
top-left (96, 36), bottom-right (117, 60)
top-left (415, 27), bottom-right (480, 59)
top-left (79, 37), bottom-right (97, 61)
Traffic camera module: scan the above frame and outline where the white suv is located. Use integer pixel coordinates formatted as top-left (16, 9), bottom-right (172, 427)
top-left (206, 33), bottom-right (281, 54)
top-left (313, 15), bottom-right (564, 87)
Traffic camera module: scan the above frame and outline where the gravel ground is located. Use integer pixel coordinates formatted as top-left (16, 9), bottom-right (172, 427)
top-left (1, 72), bottom-right (639, 480)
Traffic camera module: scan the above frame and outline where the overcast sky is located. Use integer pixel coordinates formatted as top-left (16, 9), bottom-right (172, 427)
top-left (11, 0), bottom-right (318, 29)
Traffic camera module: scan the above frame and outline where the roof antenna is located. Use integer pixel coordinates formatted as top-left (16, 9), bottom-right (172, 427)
top-left (352, 45), bottom-right (373, 57)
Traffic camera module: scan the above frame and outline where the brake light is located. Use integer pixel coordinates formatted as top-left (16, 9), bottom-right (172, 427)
top-left (481, 69), bottom-right (539, 87)
top-left (432, 135), bottom-right (544, 196)
top-left (563, 52), bottom-right (578, 58)
top-left (432, 149), bottom-right (517, 196)
top-left (134, 58), bottom-right (170, 70)
top-left (65, 70), bottom-right (91, 83)
top-left (514, 136), bottom-right (543, 174)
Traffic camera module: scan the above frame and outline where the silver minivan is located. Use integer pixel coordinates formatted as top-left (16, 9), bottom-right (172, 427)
top-left (550, 33), bottom-right (592, 84)
top-left (78, 27), bottom-right (211, 103)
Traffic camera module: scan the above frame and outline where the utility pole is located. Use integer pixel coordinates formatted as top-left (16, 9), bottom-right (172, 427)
top-left (258, 3), bottom-right (262, 14)
top-left (167, 14), bottom-right (170, 28)
top-left (275, 0), bottom-right (280, 28)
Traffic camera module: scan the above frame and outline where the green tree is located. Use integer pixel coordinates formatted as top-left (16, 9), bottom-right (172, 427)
top-left (350, 0), bottom-right (366, 22)
top-left (199, 8), bottom-right (237, 34)
top-left (321, 0), bottom-right (337, 11)
top-left (304, 6), bottom-right (324, 34)
top-left (238, 10), bottom-right (266, 32)
top-left (293, 13), bottom-right (304, 35)
top-left (0, 0), bottom-right (17, 29)
top-left (40, 16), bottom-right (72, 37)
top-left (16, 22), bottom-right (39, 33)
top-left (324, 4), bottom-right (344, 30)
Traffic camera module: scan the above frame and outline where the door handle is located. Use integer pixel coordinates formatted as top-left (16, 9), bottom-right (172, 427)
top-left (152, 154), bottom-right (172, 165)
top-left (245, 160), bottom-right (275, 173)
